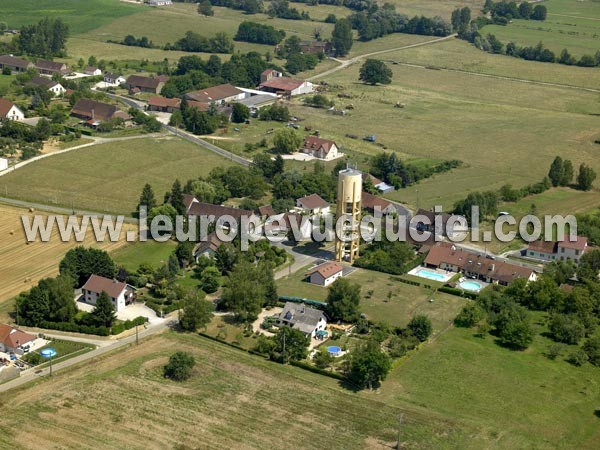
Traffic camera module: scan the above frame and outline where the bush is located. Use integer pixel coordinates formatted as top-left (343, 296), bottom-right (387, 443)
top-left (407, 315), bottom-right (432, 342)
top-left (164, 351), bottom-right (196, 381)
top-left (567, 349), bottom-right (588, 367)
top-left (545, 344), bottom-right (562, 361)
top-left (454, 303), bottom-right (484, 327)
top-left (549, 314), bottom-right (585, 345)
top-left (583, 337), bottom-right (600, 366)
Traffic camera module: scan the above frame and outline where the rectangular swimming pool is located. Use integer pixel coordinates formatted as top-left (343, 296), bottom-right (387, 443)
top-left (408, 267), bottom-right (454, 282)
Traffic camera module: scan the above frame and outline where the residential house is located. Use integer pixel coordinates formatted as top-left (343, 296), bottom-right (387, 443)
top-left (184, 194), bottom-right (258, 233)
top-left (361, 192), bottom-right (395, 215)
top-left (301, 136), bottom-right (339, 160)
top-left (193, 232), bottom-right (223, 260)
top-left (147, 0), bottom-right (173, 5)
top-left (276, 302), bottom-right (327, 338)
top-left (35, 59), bottom-right (70, 76)
top-left (0, 98), bottom-right (25, 121)
top-left (185, 83), bottom-right (246, 104)
top-left (259, 70), bottom-right (314, 96)
top-left (264, 212), bottom-right (312, 241)
top-left (30, 76), bottom-right (66, 97)
top-left (103, 72), bottom-right (126, 85)
top-left (296, 193), bottom-right (330, 215)
top-left (307, 261), bottom-right (343, 286)
top-left (81, 274), bottom-right (134, 312)
top-left (84, 66), bottom-right (102, 76)
top-left (258, 204), bottom-right (276, 218)
top-left (424, 243), bottom-right (538, 286)
top-left (526, 236), bottom-right (588, 264)
top-left (0, 324), bottom-right (35, 354)
top-left (147, 96), bottom-right (181, 112)
top-left (126, 74), bottom-right (168, 94)
top-left (361, 172), bottom-right (394, 193)
top-left (0, 157), bottom-right (8, 171)
top-left (70, 98), bottom-right (131, 123)
top-left (414, 208), bottom-right (464, 239)
top-left (0, 55), bottom-right (34, 73)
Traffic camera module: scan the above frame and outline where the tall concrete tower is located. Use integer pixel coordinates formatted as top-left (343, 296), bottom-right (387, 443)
top-left (335, 167), bottom-right (362, 263)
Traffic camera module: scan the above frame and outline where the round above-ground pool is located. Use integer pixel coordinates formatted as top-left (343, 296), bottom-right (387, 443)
top-left (327, 346), bottom-right (342, 356)
top-left (458, 280), bottom-right (484, 292)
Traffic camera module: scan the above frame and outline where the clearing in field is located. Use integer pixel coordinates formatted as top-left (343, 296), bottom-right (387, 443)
top-left (0, 136), bottom-right (234, 215)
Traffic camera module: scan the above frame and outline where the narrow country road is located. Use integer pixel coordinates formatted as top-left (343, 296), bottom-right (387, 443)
top-left (308, 34), bottom-right (458, 81)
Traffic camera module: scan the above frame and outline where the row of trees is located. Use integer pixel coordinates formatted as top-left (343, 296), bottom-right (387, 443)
top-left (13, 18), bottom-right (69, 58)
top-left (483, 0), bottom-right (547, 23)
top-left (277, 35), bottom-right (323, 74)
top-left (209, 0), bottom-right (263, 14)
top-left (167, 31), bottom-right (234, 54)
top-left (549, 156), bottom-right (596, 191)
top-left (235, 21), bottom-right (286, 45)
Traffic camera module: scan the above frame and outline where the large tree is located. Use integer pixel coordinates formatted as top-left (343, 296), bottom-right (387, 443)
top-left (138, 183), bottom-right (157, 211)
top-left (59, 247), bottom-right (116, 287)
top-left (577, 163), bottom-right (596, 191)
top-left (347, 339), bottom-right (391, 390)
top-left (169, 179), bottom-right (186, 215)
top-left (408, 315), bottom-right (433, 342)
top-left (325, 278), bottom-right (361, 322)
top-left (273, 127), bottom-right (302, 154)
top-left (164, 351), bottom-right (196, 381)
top-left (91, 291), bottom-right (117, 328)
top-left (548, 156), bottom-right (564, 187)
top-left (273, 327), bottom-right (310, 363)
top-left (220, 261), bottom-right (265, 322)
top-left (331, 19), bottom-right (353, 56)
top-left (179, 290), bottom-right (213, 331)
top-left (359, 59), bottom-right (393, 85)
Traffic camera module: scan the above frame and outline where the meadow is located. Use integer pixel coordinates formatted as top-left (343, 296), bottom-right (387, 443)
top-left (0, 136), bottom-right (235, 215)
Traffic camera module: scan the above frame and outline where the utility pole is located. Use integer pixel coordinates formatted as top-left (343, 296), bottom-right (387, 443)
top-left (135, 324), bottom-right (139, 345)
top-left (49, 354), bottom-right (53, 377)
top-left (282, 331), bottom-right (286, 364)
top-left (396, 413), bottom-right (404, 450)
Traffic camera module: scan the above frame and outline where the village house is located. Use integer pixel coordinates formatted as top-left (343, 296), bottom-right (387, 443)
top-left (424, 243), bottom-right (538, 286)
top-left (307, 261), bottom-right (344, 287)
top-left (84, 66), bottom-right (102, 76)
top-left (193, 232), bottom-right (223, 261)
top-left (184, 194), bottom-right (258, 233)
top-left (0, 157), bottom-right (8, 171)
top-left (103, 72), bottom-right (126, 85)
top-left (258, 204), bottom-right (276, 218)
top-left (361, 192), bottom-right (396, 215)
top-left (81, 274), bottom-right (134, 312)
top-left (147, 0), bottom-right (173, 5)
top-left (301, 136), bottom-right (339, 160)
top-left (147, 96), bottom-right (181, 113)
top-left (259, 70), bottom-right (314, 96)
top-left (0, 55), bottom-right (34, 73)
top-left (126, 74), bottom-right (168, 94)
top-left (296, 193), bottom-right (330, 215)
top-left (185, 83), bottom-right (246, 104)
top-left (526, 236), bottom-right (588, 264)
top-left (35, 59), bottom-right (70, 76)
top-left (30, 76), bottom-right (66, 97)
top-left (0, 324), bottom-right (36, 355)
top-left (276, 302), bottom-right (327, 338)
top-left (414, 208), bottom-right (465, 239)
top-left (361, 172), bottom-right (394, 193)
top-left (0, 98), bottom-right (25, 121)
top-left (70, 98), bottom-right (131, 124)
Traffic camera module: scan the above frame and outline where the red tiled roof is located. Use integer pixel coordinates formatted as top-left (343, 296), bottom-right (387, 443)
top-left (258, 205), bottom-right (275, 216)
top-left (303, 136), bottom-right (336, 155)
top-left (70, 98), bottom-right (122, 122)
top-left (297, 193), bottom-right (329, 210)
top-left (82, 274), bottom-right (127, 298)
top-left (527, 240), bottom-right (557, 254)
top-left (126, 75), bottom-right (163, 90)
top-left (0, 98), bottom-right (18, 117)
top-left (186, 84), bottom-right (243, 102)
top-left (0, 324), bottom-right (35, 349)
top-left (361, 191), bottom-right (392, 211)
top-left (308, 261), bottom-right (343, 279)
top-left (187, 201), bottom-right (254, 220)
top-left (0, 54), bottom-right (32, 70)
top-left (187, 100), bottom-right (209, 111)
top-left (260, 77), bottom-right (304, 92)
top-left (557, 236), bottom-right (587, 251)
top-left (148, 96), bottom-right (180, 108)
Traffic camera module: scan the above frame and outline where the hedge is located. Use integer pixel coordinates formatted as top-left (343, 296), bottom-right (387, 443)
top-left (438, 286), bottom-right (478, 300)
top-left (36, 315), bottom-right (148, 336)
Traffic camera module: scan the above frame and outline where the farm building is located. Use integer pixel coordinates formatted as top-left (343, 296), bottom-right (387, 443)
top-left (234, 93), bottom-right (277, 111)
top-left (147, 96), bottom-right (181, 112)
top-left (301, 136), bottom-right (339, 160)
top-left (185, 84), bottom-right (246, 104)
top-left (0, 324), bottom-right (35, 354)
top-left (259, 70), bottom-right (314, 96)
top-left (35, 59), bottom-right (70, 76)
top-left (30, 77), bottom-right (66, 97)
top-left (526, 236), bottom-right (588, 264)
top-left (0, 55), bottom-right (34, 73)
top-left (70, 98), bottom-right (131, 123)
top-left (81, 274), bottom-right (134, 312)
top-left (126, 74), bottom-right (168, 94)
top-left (0, 98), bottom-right (25, 121)
top-left (296, 194), bottom-right (330, 215)
top-left (276, 302), bottom-right (327, 338)
top-left (307, 261), bottom-right (344, 287)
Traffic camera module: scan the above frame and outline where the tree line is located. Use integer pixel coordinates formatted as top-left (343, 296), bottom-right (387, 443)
top-left (0, 18), bottom-right (69, 58)
top-left (235, 21), bottom-right (286, 45)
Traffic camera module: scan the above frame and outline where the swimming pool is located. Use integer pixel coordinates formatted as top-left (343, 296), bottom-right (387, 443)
top-left (327, 346), bottom-right (342, 355)
top-left (408, 267), bottom-right (453, 282)
top-left (458, 280), bottom-right (484, 292)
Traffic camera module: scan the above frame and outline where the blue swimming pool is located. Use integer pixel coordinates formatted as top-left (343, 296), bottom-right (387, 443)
top-left (458, 280), bottom-right (484, 292)
top-left (327, 346), bottom-right (342, 355)
top-left (409, 268), bottom-right (453, 282)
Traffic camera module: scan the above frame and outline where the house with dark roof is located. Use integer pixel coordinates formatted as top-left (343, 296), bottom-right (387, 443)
top-left (259, 70), bottom-right (314, 96)
top-left (0, 324), bottom-right (35, 354)
top-left (276, 302), bottom-right (327, 337)
top-left (70, 98), bottom-right (130, 123)
top-left (126, 74), bottom-right (168, 94)
top-left (307, 261), bottom-right (343, 286)
top-left (301, 136), bottom-right (339, 160)
top-left (35, 59), bottom-right (70, 76)
top-left (414, 208), bottom-right (465, 239)
top-left (103, 72), bottom-right (126, 85)
top-left (193, 232), bottom-right (223, 260)
top-left (184, 83), bottom-right (246, 104)
top-left (296, 193), bottom-right (330, 215)
top-left (361, 192), bottom-right (395, 215)
top-left (526, 236), bottom-right (588, 264)
top-left (30, 76), bottom-right (65, 97)
top-left (0, 55), bottom-right (34, 73)
top-left (84, 66), bottom-right (102, 76)
top-left (0, 98), bottom-right (25, 121)
top-left (81, 274), bottom-right (134, 312)
top-left (147, 96), bottom-right (181, 112)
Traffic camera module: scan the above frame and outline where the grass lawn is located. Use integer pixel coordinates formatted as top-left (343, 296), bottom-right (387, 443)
top-left (381, 324), bottom-right (600, 448)
top-left (111, 240), bottom-right (177, 271)
top-left (276, 266), bottom-right (465, 331)
top-left (0, 332), bottom-right (487, 448)
top-left (480, 0), bottom-right (600, 57)
top-left (30, 339), bottom-right (95, 368)
top-left (0, 136), bottom-right (235, 215)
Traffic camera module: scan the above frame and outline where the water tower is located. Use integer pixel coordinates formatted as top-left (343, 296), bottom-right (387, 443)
top-left (335, 167), bottom-right (362, 263)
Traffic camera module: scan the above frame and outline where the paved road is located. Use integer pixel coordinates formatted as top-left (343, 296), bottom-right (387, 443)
top-left (273, 242), bottom-right (334, 280)
top-left (308, 34), bottom-right (458, 81)
top-left (0, 318), bottom-right (176, 393)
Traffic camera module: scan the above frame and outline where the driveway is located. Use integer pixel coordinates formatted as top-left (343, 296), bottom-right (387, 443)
top-left (76, 300), bottom-right (164, 325)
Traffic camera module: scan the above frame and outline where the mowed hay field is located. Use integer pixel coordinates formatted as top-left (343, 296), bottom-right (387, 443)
top-left (0, 136), bottom-right (235, 215)
top-left (0, 333), bottom-right (487, 449)
top-left (481, 0), bottom-right (600, 57)
top-left (0, 204), bottom-right (131, 307)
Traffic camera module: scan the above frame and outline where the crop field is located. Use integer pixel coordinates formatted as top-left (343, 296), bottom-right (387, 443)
top-left (0, 136), bottom-right (235, 215)
top-left (0, 204), bottom-right (132, 309)
top-left (0, 332), bottom-right (487, 449)
top-left (276, 266), bottom-right (465, 332)
top-left (381, 325), bottom-right (600, 449)
top-left (481, 0), bottom-right (600, 57)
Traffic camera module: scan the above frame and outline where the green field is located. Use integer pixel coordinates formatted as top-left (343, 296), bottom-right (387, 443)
top-left (0, 136), bottom-right (234, 215)
top-left (276, 266), bottom-right (465, 331)
top-left (112, 240), bottom-right (177, 271)
top-left (481, 0), bottom-right (600, 57)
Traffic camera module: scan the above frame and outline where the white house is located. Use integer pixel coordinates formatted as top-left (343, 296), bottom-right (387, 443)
top-left (103, 72), bottom-right (126, 85)
top-left (0, 157), bottom-right (8, 171)
top-left (81, 274), bottom-right (134, 312)
top-left (31, 77), bottom-right (65, 97)
top-left (301, 136), bottom-right (339, 160)
top-left (84, 66), bottom-right (102, 76)
top-left (259, 70), bottom-right (314, 96)
top-left (0, 324), bottom-right (35, 354)
top-left (307, 261), bottom-right (344, 287)
top-left (296, 193), bottom-right (330, 215)
top-left (526, 236), bottom-right (588, 264)
top-left (0, 98), bottom-right (24, 121)
top-left (276, 302), bottom-right (327, 338)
